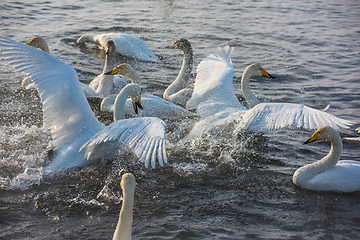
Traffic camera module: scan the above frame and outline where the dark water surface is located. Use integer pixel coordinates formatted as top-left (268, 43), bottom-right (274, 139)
top-left (1, 0), bottom-right (360, 239)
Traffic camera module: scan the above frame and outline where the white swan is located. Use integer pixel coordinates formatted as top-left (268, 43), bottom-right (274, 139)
top-left (112, 173), bottom-right (135, 240)
top-left (101, 64), bottom-right (194, 119)
top-left (185, 46), bottom-right (353, 138)
top-left (293, 126), bottom-right (360, 192)
top-left (0, 37), bottom-right (167, 171)
top-left (163, 38), bottom-right (194, 106)
top-left (21, 36), bottom-right (50, 90)
top-left (20, 37), bottom-right (127, 99)
top-left (81, 40), bottom-right (128, 99)
top-left (76, 33), bottom-right (158, 62)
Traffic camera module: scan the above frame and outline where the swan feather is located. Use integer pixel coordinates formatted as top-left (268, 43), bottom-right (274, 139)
top-left (0, 37), bottom-right (166, 171)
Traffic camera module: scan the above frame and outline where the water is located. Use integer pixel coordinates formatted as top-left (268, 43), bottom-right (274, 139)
top-left (1, 0), bottom-right (360, 239)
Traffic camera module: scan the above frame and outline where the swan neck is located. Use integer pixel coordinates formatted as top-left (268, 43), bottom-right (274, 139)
top-left (241, 69), bottom-right (260, 108)
top-left (323, 134), bottom-right (342, 169)
top-left (113, 187), bottom-right (134, 240)
top-left (164, 48), bottom-right (193, 97)
top-left (103, 53), bottom-right (117, 74)
top-left (293, 131), bottom-right (343, 186)
top-left (113, 87), bottom-right (131, 121)
top-left (96, 74), bottom-right (114, 96)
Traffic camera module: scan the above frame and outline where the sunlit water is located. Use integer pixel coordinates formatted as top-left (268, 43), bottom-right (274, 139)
top-left (1, 0), bottom-right (360, 239)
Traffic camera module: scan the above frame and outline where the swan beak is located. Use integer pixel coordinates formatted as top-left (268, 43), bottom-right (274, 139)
top-left (105, 67), bottom-right (119, 75)
top-left (303, 132), bottom-right (319, 145)
top-left (165, 43), bottom-right (176, 49)
top-left (105, 45), bottom-right (111, 54)
top-left (166, 40), bottom-right (180, 49)
top-left (261, 69), bottom-right (276, 79)
top-left (133, 97), bottom-right (143, 114)
top-left (26, 39), bottom-right (35, 46)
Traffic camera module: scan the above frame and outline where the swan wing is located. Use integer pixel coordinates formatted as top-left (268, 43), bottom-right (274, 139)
top-left (81, 117), bottom-right (167, 168)
top-left (186, 46), bottom-right (245, 116)
top-left (94, 33), bottom-right (158, 61)
top-left (239, 102), bottom-right (353, 131)
top-left (0, 37), bottom-right (103, 146)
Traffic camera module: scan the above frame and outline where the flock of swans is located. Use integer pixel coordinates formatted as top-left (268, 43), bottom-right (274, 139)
top-left (0, 34), bottom-right (359, 239)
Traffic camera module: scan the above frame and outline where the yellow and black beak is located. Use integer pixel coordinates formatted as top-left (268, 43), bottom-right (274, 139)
top-left (105, 45), bottom-right (111, 55)
top-left (261, 68), bottom-right (276, 79)
top-left (27, 39), bottom-right (34, 46)
top-left (132, 97), bottom-right (143, 114)
top-left (105, 67), bottom-right (119, 75)
top-left (165, 41), bottom-right (179, 49)
top-left (303, 132), bottom-right (319, 145)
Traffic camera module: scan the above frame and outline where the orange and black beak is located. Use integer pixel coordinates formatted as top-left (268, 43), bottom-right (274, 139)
top-left (132, 97), bottom-right (143, 114)
top-left (303, 132), bottom-right (319, 145)
top-left (261, 68), bottom-right (276, 79)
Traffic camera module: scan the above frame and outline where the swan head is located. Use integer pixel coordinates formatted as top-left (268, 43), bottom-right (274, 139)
top-left (121, 173), bottom-right (136, 191)
top-left (245, 63), bottom-right (275, 79)
top-left (27, 36), bottom-right (50, 54)
top-left (105, 63), bottom-right (141, 83)
top-left (166, 38), bottom-right (192, 52)
top-left (127, 83), bottom-right (143, 114)
top-left (105, 40), bottom-right (116, 55)
top-left (303, 126), bottom-right (338, 144)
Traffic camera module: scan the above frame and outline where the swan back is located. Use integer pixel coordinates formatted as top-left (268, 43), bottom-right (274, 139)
top-left (186, 46), bottom-right (245, 116)
top-left (113, 173), bottom-right (136, 240)
top-left (90, 33), bottom-right (158, 61)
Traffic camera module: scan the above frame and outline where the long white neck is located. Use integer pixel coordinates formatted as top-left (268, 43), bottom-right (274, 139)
top-left (293, 132), bottom-right (343, 186)
top-left (103, 52), bottom-right (117, 74)
top-left (113, 85), bottom-right (134, 121)
top-left (112, 186), bottom-right (135, 240)
top-left (241, 68), bottom-right (260, 108)
top-left (163, 47), bottom-right (193, 98)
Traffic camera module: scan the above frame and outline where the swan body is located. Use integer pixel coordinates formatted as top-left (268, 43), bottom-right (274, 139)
top-left (293, 126), bottom-right (360, 192)
top-left (0, 37), bottom-right (167, 171)
top-left (81, 40), bottom-right (128, 99)
top-left (113, 173), bottom-right (135, 240)
top-left (21, 37), bottom-right (50, 90)
top-left (101, 64), bottom-right (194, 119)
top-left (77, 33), bottom-right (158, 62)
top-left (185, 46), bottom-right (353, 139)
top-left (163, 38), bottom-right (194, 106)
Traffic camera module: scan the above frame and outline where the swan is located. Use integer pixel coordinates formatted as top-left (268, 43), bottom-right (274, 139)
top-left (76, 32), bottom-right (158, 62)
top-left (112, 173), bottom-right (135, 240)
top-left (81, 40), bottom-right (128, 99)
top-left (100, 64), bottom-right (194, 119)
top-left (293, 126), bottom-right (360, 192)
top-left (20, 37), bottom-right (127, 99)
top-left (185, 46), bottom-right (353, 139)
top-left (0, 37), bottom-right (167, 171)
top-left (163, 38), bottom-right (194, 106)
top-left (21, 36), bottom-right (50, 90)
